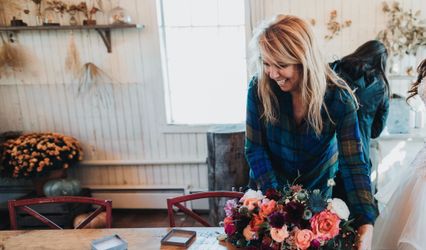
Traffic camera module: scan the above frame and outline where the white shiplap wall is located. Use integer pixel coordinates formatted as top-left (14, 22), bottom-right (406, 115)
top-left (0, 0), bottom-right (425, 207)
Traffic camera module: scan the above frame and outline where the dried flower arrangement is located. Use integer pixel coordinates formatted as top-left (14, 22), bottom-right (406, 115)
top-left (78, 62), bottom-right (113, 107)
top-left (377, 2), bottom-right (426, 58)
top-left (45, 0), bottom-right (68, 15)
top-left (0, 33), bottom-right (27, 78)
top-left (70, 1), bottom-right (102, 25)
top-left (324, 10), bottom-right (352, 40)
top-left (0, 132), bottom-right (83, 178)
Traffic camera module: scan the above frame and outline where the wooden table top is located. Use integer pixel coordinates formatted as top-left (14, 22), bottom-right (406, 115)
top-left (0, 227), bottom-right (229, 250)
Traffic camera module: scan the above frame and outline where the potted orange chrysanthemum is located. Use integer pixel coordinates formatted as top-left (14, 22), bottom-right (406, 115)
top-left (0, 132), bottom-right (83, 195)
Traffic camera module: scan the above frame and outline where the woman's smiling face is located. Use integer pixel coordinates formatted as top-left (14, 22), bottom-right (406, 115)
top-left (263, 61), bottom-right (301, 93)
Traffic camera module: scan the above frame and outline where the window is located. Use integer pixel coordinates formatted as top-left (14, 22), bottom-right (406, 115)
top-left (157, 0), bottom-right (248, 125)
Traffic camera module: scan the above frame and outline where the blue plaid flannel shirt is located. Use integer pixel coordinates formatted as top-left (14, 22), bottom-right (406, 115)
top-left (245, 77), bottom-right (378, 225)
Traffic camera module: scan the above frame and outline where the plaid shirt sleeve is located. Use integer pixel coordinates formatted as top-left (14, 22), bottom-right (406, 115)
top-left (245, 78), bottom-right (279, 191)
top-left (335, 90), bottom-right (378, 225)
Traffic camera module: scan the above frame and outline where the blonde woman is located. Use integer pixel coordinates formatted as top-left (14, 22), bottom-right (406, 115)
top-left (245, 15), bottom-right (376, 249)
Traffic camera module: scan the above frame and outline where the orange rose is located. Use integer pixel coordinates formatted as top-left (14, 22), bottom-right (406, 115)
top-left (250, 214), bottom-right (264, 231)
top-left (310, 210), bottom-right (341, 240)
top-left (243, 197), bottom-right (261, 211)
top-left (259, 200), bottom-right (277, 218)
top-left (294, 229), bottom-right (314, 250)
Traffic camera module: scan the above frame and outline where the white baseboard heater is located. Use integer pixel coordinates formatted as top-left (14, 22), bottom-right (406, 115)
top-left (86, 185), bottom-right (209, 210)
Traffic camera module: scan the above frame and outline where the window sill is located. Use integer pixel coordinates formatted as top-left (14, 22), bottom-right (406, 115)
top-left (160, 124), bottom-right (215, 134)
top-left (161, 123), bottom-right (245, 134)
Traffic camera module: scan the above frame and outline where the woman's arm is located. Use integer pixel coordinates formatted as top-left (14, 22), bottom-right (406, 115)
top-left (371, 93), bottom-right (390, 138)
top-left (334, 89), bottom-right (378, 248)
top-left (245, 78), bottom-right (278, 191)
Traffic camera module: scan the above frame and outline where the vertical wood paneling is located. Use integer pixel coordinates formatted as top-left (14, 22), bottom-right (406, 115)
top-left (0, 0), bottom-right (425, 193)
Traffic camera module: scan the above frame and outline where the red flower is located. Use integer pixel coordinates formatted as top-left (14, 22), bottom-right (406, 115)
top-left (225, 223), bottom-right (236, 236)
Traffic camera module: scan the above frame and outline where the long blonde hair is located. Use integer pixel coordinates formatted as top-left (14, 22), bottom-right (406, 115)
top-left (249, 15), bottom-right (356, 136)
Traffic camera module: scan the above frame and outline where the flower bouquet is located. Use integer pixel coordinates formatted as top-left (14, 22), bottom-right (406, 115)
top-left (1, 132), bottom-right (83, 178)
top-left (221, 185), bottom-right (357, 249)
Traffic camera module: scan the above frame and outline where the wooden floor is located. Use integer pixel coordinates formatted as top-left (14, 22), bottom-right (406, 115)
top-left (112, 209), bottom-right (210, 228)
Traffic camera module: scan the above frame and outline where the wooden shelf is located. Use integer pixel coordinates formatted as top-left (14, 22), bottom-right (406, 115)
top-left (0, 24), bottom-right (143, 53)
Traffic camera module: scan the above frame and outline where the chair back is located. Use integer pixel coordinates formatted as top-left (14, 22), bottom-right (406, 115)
top-left (8, 196), bottom-right (112, 230)
top-left (167, 191), bottom-right (243, 227)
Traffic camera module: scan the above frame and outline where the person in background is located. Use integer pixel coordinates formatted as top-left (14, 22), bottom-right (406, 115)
top-left (373, 59), bottom-right (426, 250)
top-left (330, 40), bottom-right (390, 203)
top-left (245, 15), bottom-right (376, 249)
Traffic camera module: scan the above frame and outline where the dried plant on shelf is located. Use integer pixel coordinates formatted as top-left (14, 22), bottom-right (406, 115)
top-left (324, 10), bottom-right (352, 40)
top-left (77, 1), bottom-right (101, 24)
top-left (78, 62), bottom-right (113, 107)
top-left (45, 0), bottom-right (68, 15)
top-left (377, 1), bottom-right (426, 58)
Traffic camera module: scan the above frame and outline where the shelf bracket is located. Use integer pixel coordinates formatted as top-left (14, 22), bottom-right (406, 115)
top-left (95, 28), bottom-right (112, 53)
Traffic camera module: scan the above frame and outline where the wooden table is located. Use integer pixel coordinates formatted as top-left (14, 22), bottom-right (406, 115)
top-left (0, 227), bottom-right (229, 249)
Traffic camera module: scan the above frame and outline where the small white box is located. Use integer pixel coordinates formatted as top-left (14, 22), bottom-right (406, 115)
top-left (91, 234), bottom-right (127, 250)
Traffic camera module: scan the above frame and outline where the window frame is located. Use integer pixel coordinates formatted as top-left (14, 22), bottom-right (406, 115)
top-left (156, 0), bottom-right (253, 132)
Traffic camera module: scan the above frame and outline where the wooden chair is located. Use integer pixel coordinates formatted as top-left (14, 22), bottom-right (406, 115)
top-left (8, 196), bottom-right (112, 230)
top-left (167, 191), bottom-right (243, 227)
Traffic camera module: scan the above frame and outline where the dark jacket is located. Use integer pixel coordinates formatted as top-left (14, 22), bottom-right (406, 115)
top-left (330, 60), bottom-right (389, 168)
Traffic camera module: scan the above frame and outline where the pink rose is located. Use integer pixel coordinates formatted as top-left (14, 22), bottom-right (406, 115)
top-left (294, 229), bottom-right (314, 250)
top-left (270, 225), bottom-right (289, 243)
top-left (310, 210), bottom-right (341, 241)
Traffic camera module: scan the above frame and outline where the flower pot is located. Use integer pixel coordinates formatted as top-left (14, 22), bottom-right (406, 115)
top-left (32, 169), bottom-right (67, 196)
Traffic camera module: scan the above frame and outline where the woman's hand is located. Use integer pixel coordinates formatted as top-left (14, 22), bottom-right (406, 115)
top-left (357, 224), bottom-right (373, 250)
